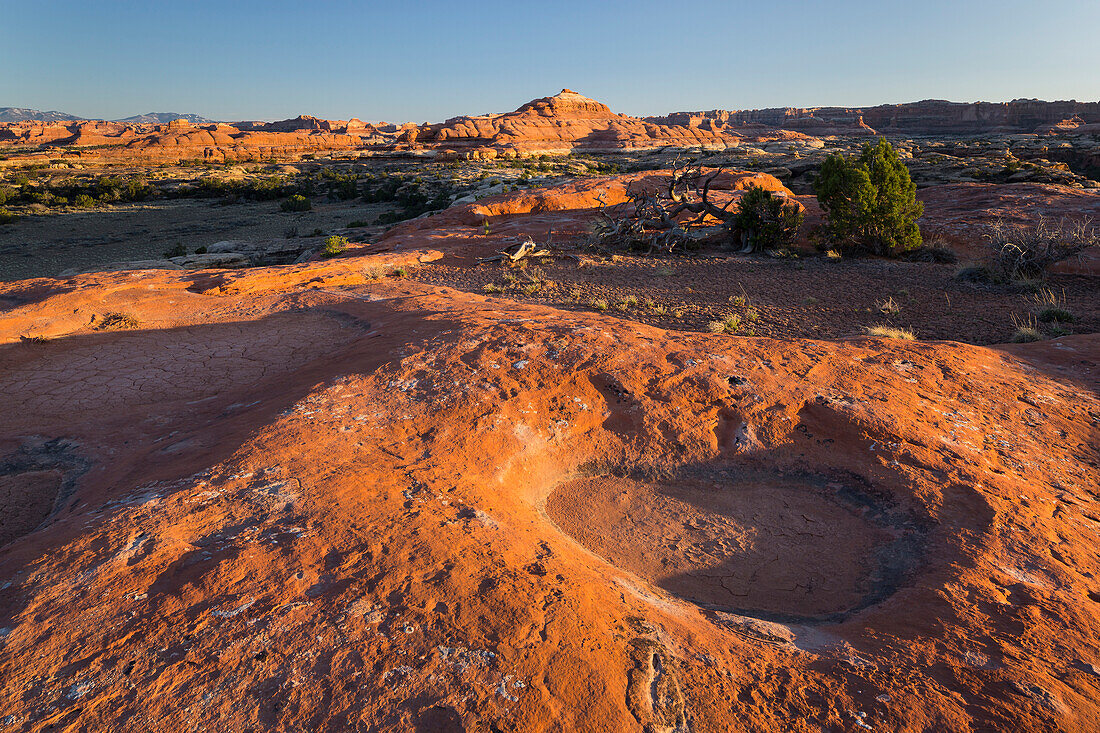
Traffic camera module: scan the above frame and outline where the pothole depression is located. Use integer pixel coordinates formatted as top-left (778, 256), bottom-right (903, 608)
top-left (546, 465), bottom-right (924, 623)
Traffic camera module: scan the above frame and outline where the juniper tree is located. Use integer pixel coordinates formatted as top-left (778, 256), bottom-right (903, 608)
top-left (814, 138), bottom-right (923, 255)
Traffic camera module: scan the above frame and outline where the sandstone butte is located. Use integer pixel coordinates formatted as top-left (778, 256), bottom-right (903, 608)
top-left (646, 99), bottom-right (1100, 138)
top-left (5, 91), bottom-right (1099, 168)
top-left (1, 171), bottom-right (1099, 732)
top-left (0, 90), bottom-right (801, 166)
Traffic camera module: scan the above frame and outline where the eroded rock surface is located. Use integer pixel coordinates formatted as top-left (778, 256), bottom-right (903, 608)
top-left (0, 179), bottom-right (1098, 732)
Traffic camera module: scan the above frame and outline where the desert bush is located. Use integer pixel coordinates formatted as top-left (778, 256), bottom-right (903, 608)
top-left (96, 313), bottom-right (140, 330)
top-left (73, 193), bottom-right (96, 208)
top-left (732, 186), bottom-right (804, 252)
top-left (374, 211), bottom-right (404, 226)
top-left (29, 190), bottom-right (56, 206)
top-left (708, 314), bottom-right (742, 334)
top-left (1038, 306), bottom-right (1074, 323)
top-left (95, 175), bottom-right (150, 202)
top-left (322, 235), bottom-right (349, 258)
top-left (1032, 288), bottom-right (1074, 323)
top-left (0, 207), bottom-right (17, 224)
top-left (814, 138), bottom-right (923, 256)
top-left (955, 263), bottom-right (997, 283)
top-left (902, 234), bottom-right (958, 263)
top-left (362, 176), bottom-right (402, 203)
top-left (281, 194), bottom-right (312, 212)
top-left (164, 243), bottom-right (187, 258)
top-left (985, 216), bottom-right (1097, 280)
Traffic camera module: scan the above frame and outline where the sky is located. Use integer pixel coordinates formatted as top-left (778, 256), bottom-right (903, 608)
top-left (2, 0), bottom-right (1099, 122)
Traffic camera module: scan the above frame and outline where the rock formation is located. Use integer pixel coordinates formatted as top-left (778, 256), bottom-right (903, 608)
top-left (2, 92), bottom-right (1099, 167)
top-left (414, 89), bottom-right (812, 160)
top-left (649, 99), bottom-right (1100, 138)
top-left (1, 175), bottom-right (1098, 731)
top-left (0, 90), bottom-right (806, 165)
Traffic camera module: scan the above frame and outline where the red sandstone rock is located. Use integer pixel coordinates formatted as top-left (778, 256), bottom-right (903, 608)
top-left (413, 89), bottom-right (760, 157)
top-left (650, 99), bottom-right (1100, 137)
top-left (4, 95), bottom-right (1100, 166)
top-left (0, 175), bottom-right (1098, 731)
top-left (917, 182), bottom-right (1100, 270)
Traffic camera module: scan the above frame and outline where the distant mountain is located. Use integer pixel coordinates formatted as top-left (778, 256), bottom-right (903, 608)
top-left (0, 107), bottom-right (83, 122)
top-left (115, 112), bottom-right (216, 124)
top-left (0, 108), bottom-right (216, 124)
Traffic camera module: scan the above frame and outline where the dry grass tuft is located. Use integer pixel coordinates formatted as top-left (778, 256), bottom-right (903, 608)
top-left (877, 296), bottom-right (901, 315)
top-left (1010, 313), bottom-right (1044, 343)
top-left (864, 325), bottom-right (916, 340)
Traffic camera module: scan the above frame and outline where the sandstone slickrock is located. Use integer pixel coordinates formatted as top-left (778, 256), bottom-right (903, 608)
top-left (0, 175), bottom-right (1098, 731)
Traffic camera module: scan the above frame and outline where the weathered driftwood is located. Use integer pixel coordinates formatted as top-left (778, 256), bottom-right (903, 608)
top-left (594, 161), bottom-right (737, 254)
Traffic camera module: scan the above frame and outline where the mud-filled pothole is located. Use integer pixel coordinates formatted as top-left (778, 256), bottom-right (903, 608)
top-left (0, 438), bottom-right (89, 548)
top-left (546, 466), bottom-right (923, 622)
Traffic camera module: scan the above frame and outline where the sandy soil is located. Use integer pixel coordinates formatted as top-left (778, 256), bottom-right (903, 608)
top-left (0, 199), bottom-right (394, 281)
top-left (411, 252), bottom-right (1100, 346)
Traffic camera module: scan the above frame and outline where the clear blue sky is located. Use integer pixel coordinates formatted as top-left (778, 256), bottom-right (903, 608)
top-left (2, 0), bottom-right (1098, 122)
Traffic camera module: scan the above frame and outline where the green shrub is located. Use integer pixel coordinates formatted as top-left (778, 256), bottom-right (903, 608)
top-left (731, 186), bottom-right (804, 252)
top-left (814, 138), bottom-right (923, 256)
top-left (164, 243), bottom-right (187, 258)
top-left (281, 194), bottom-right (311, 212)
top-left (74, 193), bottom-right (97, 208)
top-left (0, 207), bottom-right (17, 225)
top-left (708, 314), bottom-right (742, 334)
top-left (374, 211), bottom-right (404, 226)
top-left (1038, 307), bottom-right (1074, 323)
top-left (322, 235), bottom-right (349, 258)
